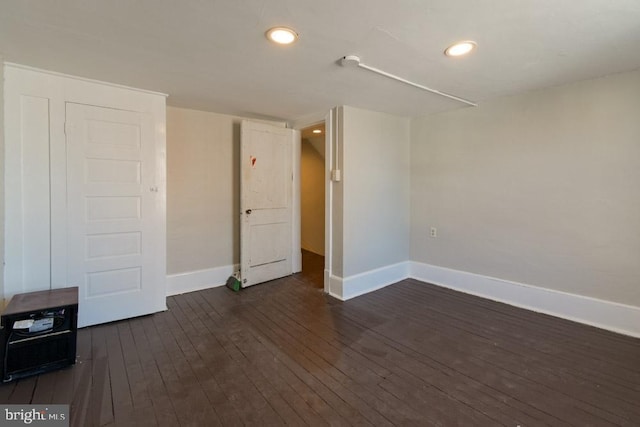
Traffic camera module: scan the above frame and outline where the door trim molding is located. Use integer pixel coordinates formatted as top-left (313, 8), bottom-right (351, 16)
top-left (292, 129), bottom-right (302, 273)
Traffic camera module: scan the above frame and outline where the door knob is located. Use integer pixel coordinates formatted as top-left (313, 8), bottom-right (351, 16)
top-left (246, 209), bottom-right (252, 215)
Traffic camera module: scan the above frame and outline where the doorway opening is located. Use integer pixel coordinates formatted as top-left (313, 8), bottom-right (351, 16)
top-left (299, 123), bottom-right (326, 288)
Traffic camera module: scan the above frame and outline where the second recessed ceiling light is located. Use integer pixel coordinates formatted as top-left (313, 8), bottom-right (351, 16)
top-left (266, 27), bottom-right (298, 45)
top-left (444, 41), bottom-right (477, 57)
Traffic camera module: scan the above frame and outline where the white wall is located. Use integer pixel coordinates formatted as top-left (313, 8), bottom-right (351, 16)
top-left (167, 107), bottom-right (240, 275)
top-left (301, 139), bottom-right (324, 255)
top-left (330, 106), bottom-right (410, 299)
top-left (166, 106), bottom-right (287, 294)
top-left (410, 70), bottom-right (640, 308)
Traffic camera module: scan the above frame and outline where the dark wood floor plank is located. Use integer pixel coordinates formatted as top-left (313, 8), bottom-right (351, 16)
top-left (393, 281), bottom-right (640, 385)
top-left (70, 355), bottom-right (93, 427)
top-left (4, 252), bottom-right (639, 427)
top-left (6, 376), bottom-right (36, 403)
top-left (150, 304), bottom-right (232, 427)
top-left (30, 368), bottom-right (57, 404)
top-left (366, 283), bottom-right (640, 423)
top-left (0, 382), bottom-right (16, 402)
top-left (200, 287), bottom-right (360, 426)
top-left (391, 283), bottom-right (640, 412)
top-left (286, 283), bottom-right (571, 426)
top-left (244, 305), bottom-right (392, 425)
top-left (139, 315), bottom-right (209, 427)
top-left (250, 290), bottom-right (468, 426)
top-left (238, 307), bottom-right (366, 426)
top-left (171, 294), bottom-right (287, 427)
top-left (250, 292), bottom-right (459, 426)
top-left (352, 284), bottom-right (630, 426)
top-left (89, 324), bottom-right (114, 427)
top-left (164, 295), bottom-right (283, 426)
top-left (182, 291), bottom-right (319, 426)
top-left (48, 365), bottom-right (75, 406)
top-left (128, 317), bottom-right (181, 427)
top-left (398, 280), bottom-right (640, 383)
top-left (280, 277), bottom-right (560, 427)
top-left (103, 322), bottom-right (135, 426)
top-left (117, 321), bottom-right (155, 414)
top-left (278, 283), bottom-right (554, 426)
top-left (403, 278), bottom-right (640, 373)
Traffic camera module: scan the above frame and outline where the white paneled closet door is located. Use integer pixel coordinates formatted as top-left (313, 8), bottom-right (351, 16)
top-left (65, 103), bottom-right (164, 327)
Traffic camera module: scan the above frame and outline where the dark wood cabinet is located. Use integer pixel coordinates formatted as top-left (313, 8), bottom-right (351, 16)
top-left (1, 287), bottom-right (78, 382)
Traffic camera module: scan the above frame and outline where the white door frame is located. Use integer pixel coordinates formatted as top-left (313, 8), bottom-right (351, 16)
top-left (292, 129), bottom-right (302, 274)
top-left (292, 110), bottom-right (334, 294)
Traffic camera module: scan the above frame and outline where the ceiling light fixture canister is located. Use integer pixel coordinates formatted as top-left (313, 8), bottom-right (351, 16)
top-left (265, 27), bottom-right (298, 45)
top-left (444, 40), bottom-right (477, 57)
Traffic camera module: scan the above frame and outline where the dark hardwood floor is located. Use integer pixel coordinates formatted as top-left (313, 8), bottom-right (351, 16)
top-left (2, 251), bottom-right (639, 426)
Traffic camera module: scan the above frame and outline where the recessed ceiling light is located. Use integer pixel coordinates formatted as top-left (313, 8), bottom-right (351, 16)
top-left (312, 129), bottom-right (322, 134)
top-left (266, 27), bottom-right (298, 45)
top-left (444, 41), bottom-right (477, 57)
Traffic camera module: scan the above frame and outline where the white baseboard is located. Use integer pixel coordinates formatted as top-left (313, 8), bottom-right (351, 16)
top-left (328, 262), bottom-right (410, 301)
top-left (410, 261), bottom-right (640, 338)
top-left (166, 264), bottom-right (238, 296)
top-left (327, 272), bottom-right (343, 300)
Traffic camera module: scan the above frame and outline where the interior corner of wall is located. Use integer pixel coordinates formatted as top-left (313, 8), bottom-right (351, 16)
top-left (327, 274), bottom-right (344, 301)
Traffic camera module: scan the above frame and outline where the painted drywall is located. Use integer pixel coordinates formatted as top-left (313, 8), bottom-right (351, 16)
top-left (167, 107), bottom-right (240, 274)
top-left (341, 106), bottom-right (410, 277)
top-left (166, 106), bottom-right (286, 276)
top-left (301, 139), bottom-right (325, 255)
top-left (305, 135), bottom-right (325, 159)
top-left (410, 69), bottom-right (640, 307)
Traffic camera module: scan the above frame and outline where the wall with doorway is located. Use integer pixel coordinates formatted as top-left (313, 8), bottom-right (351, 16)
top-left (301, 137), bottom-right (325, 256)
top-left (166, 106), bottom-right (285, 294)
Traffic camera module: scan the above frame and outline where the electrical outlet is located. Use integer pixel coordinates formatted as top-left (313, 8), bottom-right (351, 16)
top-left (430, 227), bottom-right (437, 238)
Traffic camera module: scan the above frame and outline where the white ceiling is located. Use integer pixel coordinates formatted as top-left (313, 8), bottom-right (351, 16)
top-left (1, 0), bottom-right (640, 122)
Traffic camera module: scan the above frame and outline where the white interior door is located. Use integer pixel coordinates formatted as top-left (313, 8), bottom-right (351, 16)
top-left (241, 120), bottom-right (295, 287)
top-left (66, 103), bottom-right (165, 327)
